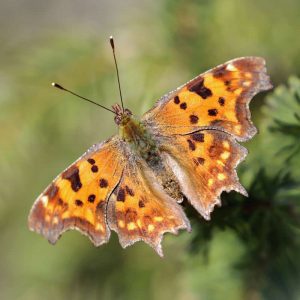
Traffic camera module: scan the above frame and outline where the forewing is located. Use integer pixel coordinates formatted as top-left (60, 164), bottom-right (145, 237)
top-left (160, 130), bottom-right (248, 219)
top-left (28, 136), bottom-right (124, 246)
top-left (107, 158), bottom-right (191, 257)
top-left (142, 57), bottom-right (272, 141)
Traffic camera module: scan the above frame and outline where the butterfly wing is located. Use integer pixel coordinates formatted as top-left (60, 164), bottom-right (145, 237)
top-left (107, 154), bottom-right (191, 257)
top-left (29, 136), bottom-right (190, 255)
top-left (142, 57), bottom-right (272, 141)
top-left (160, 131), bottom-right (247, 219)
top-left (28, 136), bottom-right (125, 246)
top-left (142, 57), bottom-right (272, 219)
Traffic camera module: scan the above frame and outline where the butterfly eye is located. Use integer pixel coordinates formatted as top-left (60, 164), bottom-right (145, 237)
top-left (114, 115), bottom-right (122, 125)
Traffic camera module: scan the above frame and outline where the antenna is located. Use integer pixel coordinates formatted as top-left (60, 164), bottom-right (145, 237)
top-left (109, 36), bottom-right (124, 112)
top-left (51, 83), bottom-right (116, 114)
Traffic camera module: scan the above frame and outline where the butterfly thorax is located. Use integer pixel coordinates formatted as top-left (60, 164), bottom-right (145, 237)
top-left (112, 103), bottom-right (183, 201)
top-left (117, 111), bottom-right (159, 166)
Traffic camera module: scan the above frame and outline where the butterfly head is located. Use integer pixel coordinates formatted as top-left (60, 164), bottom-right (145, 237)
top-left (112, 103), bottom-right (133, 126)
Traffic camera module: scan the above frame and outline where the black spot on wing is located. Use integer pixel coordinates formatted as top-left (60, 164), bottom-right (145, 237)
top-left (187, 139), bottom-right (196, 151)
top-left (117, 188), bottom-right (125, 202)
top-left (218, 97), bottom-right (225, 106)
top-left (87, 158), bottom-right (95, 165)
top-left (208, 109), bottom-right (218, 116)
top-left (192, 133), bottom-right (205, 142)
top-left (197, 157), bottom-right (205, 165)
top-left (57, 198), bottom-right (68, 210)
top-left (91, 165), bottom-right (98, 173)
top-left (88, 194), bottom-right (96, 203)
top-left (125, 185), bottom-right (134, 196)
top-left (174, 96), bottom-right (180, 104)
top-left (138, 200), bottom-right (145, 208)
top-left (189, 77), bottom-right (212, 99)
top-left (180, 102), bottom-right (187, 110)
top-left (75, 199), bottom-right (83, 207)
top-left (62, 166), bottom-right (82, 192)
top-left (99, 178), bottom-right (108, 188)
top-left (189, 115), bottom-right (199, 124)
top-left (193, 157), bottom-right (205, 166)
top-left (57, 198), bottom-right (64, 206)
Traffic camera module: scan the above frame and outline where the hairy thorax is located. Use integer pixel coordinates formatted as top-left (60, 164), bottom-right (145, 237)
top-left (119, 116), bottom-right (183, 202)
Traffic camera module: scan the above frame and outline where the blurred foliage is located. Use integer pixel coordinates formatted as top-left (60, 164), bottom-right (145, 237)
top-left (1, 0), bottom-right (300, 299)
top-left (189, 78), bottom-right (300, 299)
top-left (263, 77), bottom-right (300, 169)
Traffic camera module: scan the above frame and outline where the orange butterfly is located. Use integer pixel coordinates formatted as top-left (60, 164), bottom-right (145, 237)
top-left (28, 37), bottom-right (272, 256)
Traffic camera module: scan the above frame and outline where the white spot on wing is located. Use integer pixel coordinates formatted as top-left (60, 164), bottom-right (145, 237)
top-left (226, 63), bottom-right (237, 71)
top-left (41, 195), bottom-right (48, 207)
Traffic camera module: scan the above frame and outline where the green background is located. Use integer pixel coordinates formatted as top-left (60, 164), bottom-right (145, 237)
top-left (1, 0), bottom-right (300, 299)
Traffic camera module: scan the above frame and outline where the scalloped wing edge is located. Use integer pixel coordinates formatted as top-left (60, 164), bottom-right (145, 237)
top-left (142, 57), bottom-right (273, 142)
top-left (28, 136), bottom-right (123, 246)
top-left (116, 217), bottom-right (191, 257)
top-left (161, 138), bottom-right (248, 220)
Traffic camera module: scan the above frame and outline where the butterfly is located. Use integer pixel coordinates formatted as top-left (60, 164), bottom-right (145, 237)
top-left (28, 38), bottom-right (272, 256)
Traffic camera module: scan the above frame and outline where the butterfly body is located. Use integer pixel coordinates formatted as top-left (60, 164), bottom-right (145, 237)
top-left (119, 114), bottom-right (157, 162)
top-left (29, 57), bottom-right (272, 256)
top-left (117, 108), bottom-right (183, 201)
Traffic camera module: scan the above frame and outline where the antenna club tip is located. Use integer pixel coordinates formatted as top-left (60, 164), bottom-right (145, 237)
top-left (52, 82), bottom-right (64, 90)
top-left (109, 36), bottom-right (115, 49)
